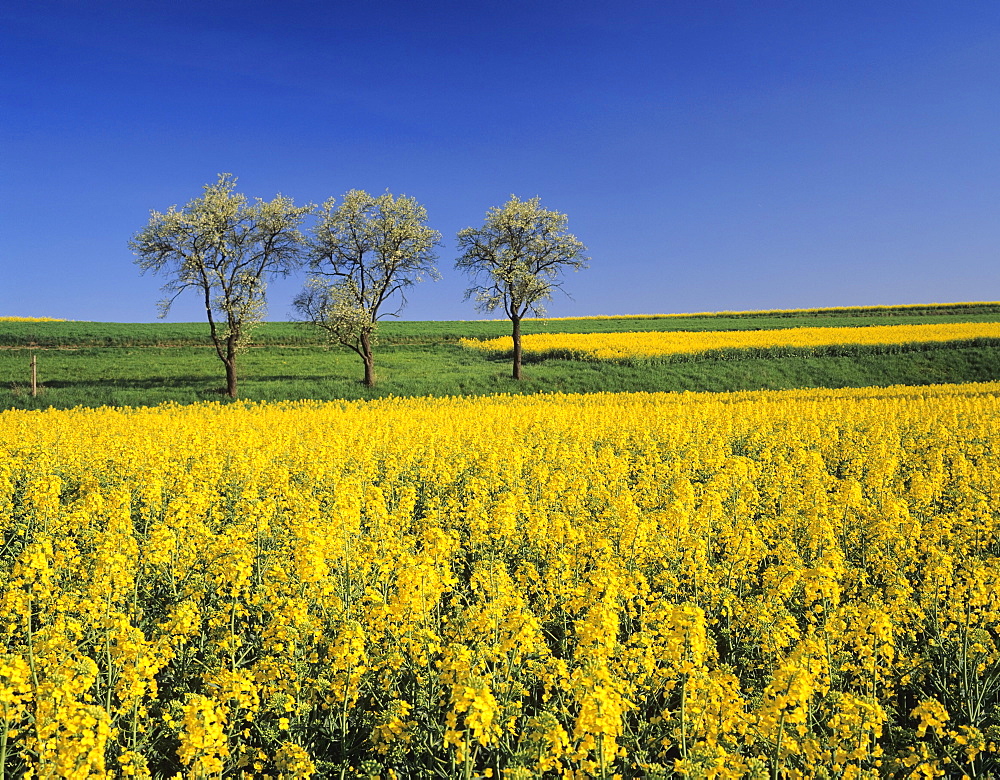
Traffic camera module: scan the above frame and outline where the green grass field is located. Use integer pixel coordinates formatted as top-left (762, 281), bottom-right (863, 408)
top-left (7, 302), bottom-right (1000, 347)
top-left (3, 303), bottom-right (1000, 409)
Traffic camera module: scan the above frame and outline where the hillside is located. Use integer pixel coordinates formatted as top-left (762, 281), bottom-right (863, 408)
top-left (2, 302), bottom-right (1000, 409)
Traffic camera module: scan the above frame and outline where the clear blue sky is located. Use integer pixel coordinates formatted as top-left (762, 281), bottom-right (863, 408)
top-left (3, 1), bottom-right (1000, 322)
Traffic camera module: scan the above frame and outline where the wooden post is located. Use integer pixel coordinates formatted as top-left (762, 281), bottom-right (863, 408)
top-left (31, 353), bottom-right (37, 397)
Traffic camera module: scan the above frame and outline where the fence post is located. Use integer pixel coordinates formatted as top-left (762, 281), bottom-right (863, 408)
top-left (31, 353), bottom-right (37, 397)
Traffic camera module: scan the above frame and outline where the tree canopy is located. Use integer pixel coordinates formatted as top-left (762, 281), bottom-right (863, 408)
top-left (294, 189), bottom-right (440, 386)
top-left (456, 195), bottom-right (588, 378)
top-left (130, 173), bottom-right (311, 397)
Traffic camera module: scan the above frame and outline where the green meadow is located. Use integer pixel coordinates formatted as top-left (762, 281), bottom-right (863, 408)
top-left (3, 303), bottom-right (1000, 409)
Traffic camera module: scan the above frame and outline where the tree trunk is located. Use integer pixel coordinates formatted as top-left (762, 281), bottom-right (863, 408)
top-left (224, 358), bottom-right (237, 398)
top-left (511, 315), bottom-right (523, 380)
top-left (360, 331), bottom-right (376, 387)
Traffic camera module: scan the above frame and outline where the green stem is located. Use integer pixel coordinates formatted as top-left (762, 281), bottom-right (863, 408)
top-left (24, 594), bottom-right (42, 775)
top-left (25, 595), bottom-right (39, 692)
top-left (230, 599), bottom-right (237, 674)
top-left (1, 714), bottom-right (9, 780)
top-left (772, 710), bottom-right (786, 780)
top-left (680, 675), bottom-right (688, 763)
top-left (463, 732), bottom-right (474, 780)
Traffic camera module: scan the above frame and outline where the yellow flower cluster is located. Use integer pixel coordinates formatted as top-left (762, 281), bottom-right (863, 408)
top-left (461, 321), bottom-right (1000, 361)
top-left (0, 316), bottom-right (65, 322)
top-left (1, 384), bottom-right (1000, 776)
top-left (480, 301), bottom-right (1000, 322)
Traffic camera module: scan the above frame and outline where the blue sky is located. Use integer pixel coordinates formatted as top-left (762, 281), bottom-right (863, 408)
top-left (3, 1), bottom-right (1000, 322)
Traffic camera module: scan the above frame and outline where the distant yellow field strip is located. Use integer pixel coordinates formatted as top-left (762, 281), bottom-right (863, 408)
top-left (0, 316), bottom-right (65, 322)
top-left (460, 321), bottom-right (1000, 360)
top-left (476, 300), bottom-right (1000, 322)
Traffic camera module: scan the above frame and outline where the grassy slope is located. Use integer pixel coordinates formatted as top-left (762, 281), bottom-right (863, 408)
top-left (4, 344), bottom-right (1000, 411)
top-left (6, 302), bottom-right (1000, 346)
top-left (3, 304), bottom-right (1000, 409)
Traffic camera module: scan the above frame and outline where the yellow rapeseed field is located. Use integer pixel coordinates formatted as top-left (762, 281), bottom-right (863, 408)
top-left (460, 321), bottom-right (1000, 361)
top-left (0, 317), bottom-right (65, 322)
top-left (480, 301), bottom-right (1000, 322)
top-left (1, 385), bottom-right (999, 777)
